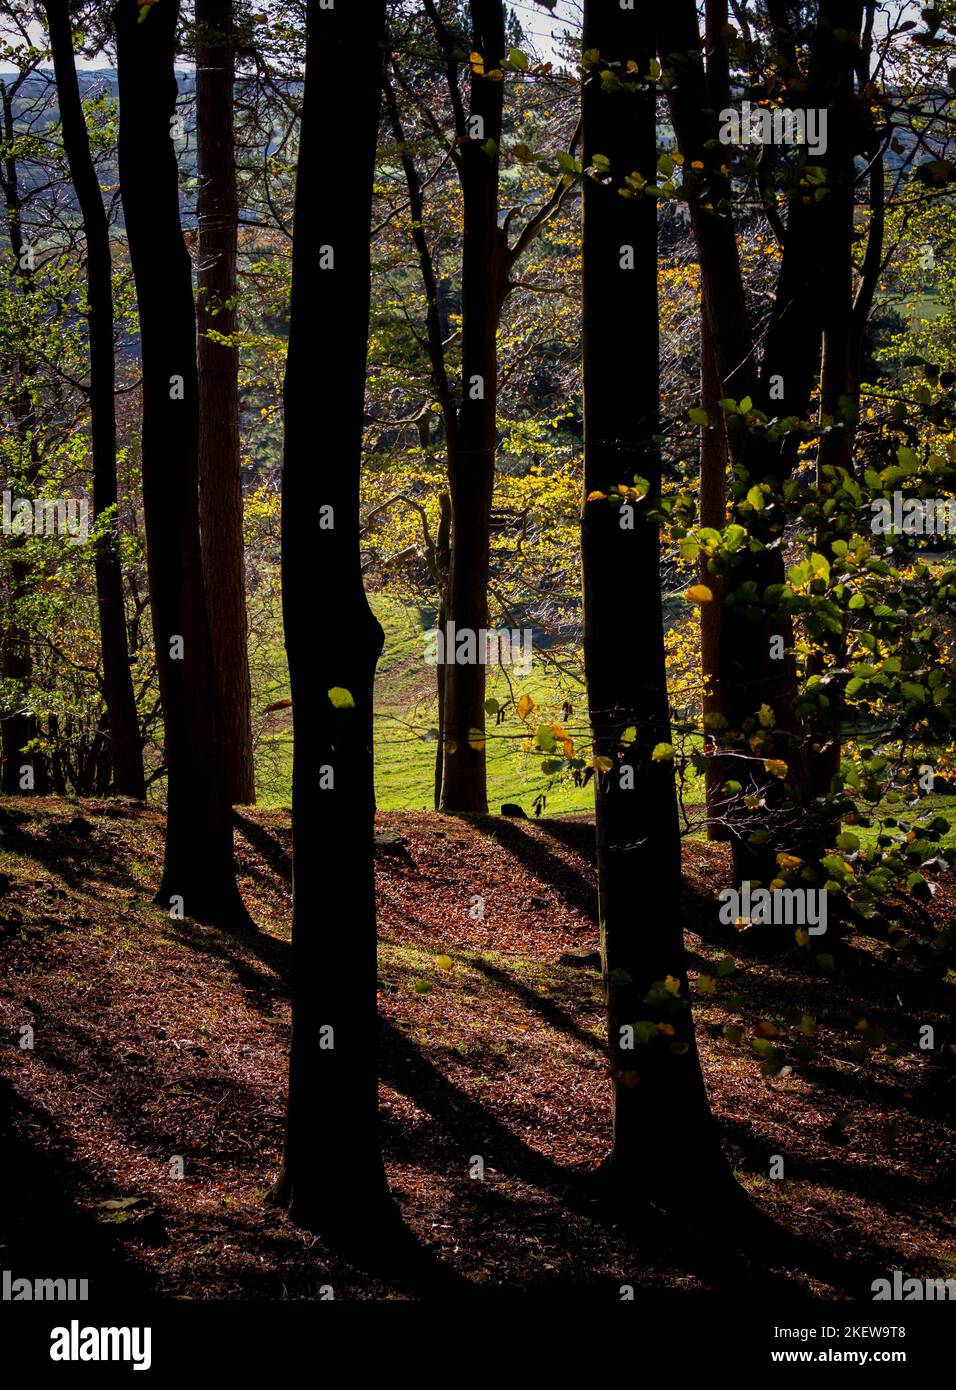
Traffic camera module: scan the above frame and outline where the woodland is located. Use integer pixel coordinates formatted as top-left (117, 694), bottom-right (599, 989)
top-left (0, 0), bottom-right (954, 1319)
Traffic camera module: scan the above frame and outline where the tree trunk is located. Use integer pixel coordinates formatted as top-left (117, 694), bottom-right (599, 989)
top-left (44, 0), bottom-right (146, 801)
top-left (196, 0), bottom-right (255, 806)
top-left (270, 0), bottom-right (402, 1254)
top-left (438, 0), bottom-right (506, 814)
top-left (0, 80), bottom-right (44, 796)
top-left (114, 0), bottom-right (249, 927)
top-left (581, 2), bottom-right (733, 1203)
top-left (699, 310), bottom-right (730, 840)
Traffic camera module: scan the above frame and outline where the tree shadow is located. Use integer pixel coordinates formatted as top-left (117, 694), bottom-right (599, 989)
top-left (0, 1076), bottom-right (154, 1297)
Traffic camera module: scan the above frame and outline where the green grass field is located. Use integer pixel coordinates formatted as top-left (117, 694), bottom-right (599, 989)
top-left (252, 593), bottom-right (598, 815)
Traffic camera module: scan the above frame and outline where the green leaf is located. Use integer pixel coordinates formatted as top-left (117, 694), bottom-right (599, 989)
top-left (327, 687), bottom-right (355, 709)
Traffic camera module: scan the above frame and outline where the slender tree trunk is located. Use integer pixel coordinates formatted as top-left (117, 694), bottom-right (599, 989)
top-left (196, 0), bottom-right (254, 806)
top-left (44, 0), bottom-right (145, 800)
top-left (699, 310), bottom-right (730, 840)
top-left (270, 0), bottom-right (403, 1254)
top-left (698, 0), bottom-right (730, 841)
top-left (438, 0), bottom-right (506, 814)
top-left (581, 2), bottom-right (733, 1203)
top-left (0, 80), bottom-right (44, 796)
top-left (114, 0), bottom-right (249, 927)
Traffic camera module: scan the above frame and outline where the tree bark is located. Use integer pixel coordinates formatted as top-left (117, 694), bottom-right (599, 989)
top-left (269, 0), bottom-right (402, 1253)
top-left (114, 0), bottom-right (249, 927)
top-left (699, 310), bottom-right (730, 840)
top-left (581, 1), bottom-right (733, 1203)
top-left (438, 0), bottom-right (507, 814)
top-left (0, 79), bottom-right (44, 796)
top-left (43, 0), bottom-right (146, 800)
top-left (196, 0), bottom-right (255, 806)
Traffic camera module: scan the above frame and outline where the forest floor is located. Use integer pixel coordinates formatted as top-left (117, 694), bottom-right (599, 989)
top-left (0, 797), bottom-right (954, 1301)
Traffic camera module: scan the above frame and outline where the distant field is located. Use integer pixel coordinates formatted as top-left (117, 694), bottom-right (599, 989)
top-left (252, 592), bottom-right (598, 816)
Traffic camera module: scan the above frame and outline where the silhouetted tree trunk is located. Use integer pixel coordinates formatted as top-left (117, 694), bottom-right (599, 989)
top-left (699, 316), bottom-right (730, 840)
top-left (581, 1), bottom-right (733, 1204)
top-left (437, 0), bottom-right (506, 813)
top-left (196, 0), bottom-right (254, 805)
top-left (44, 0), bottom-right (145, 800)
top-left (660, 0), bottom-right (865, 883)
top-left (0, 78), bottom-right (45, 796)
top-left (270, 0), bottom-right (403, 1252)
top-left (114, 0), bottom-right (249, 927)
top-left (698, 0), bottom-right (730, 841)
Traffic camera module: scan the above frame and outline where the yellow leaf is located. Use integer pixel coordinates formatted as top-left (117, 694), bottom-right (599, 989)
top-left (587, 490), bottom-right (607, 501)
top-left (758, 703), bottom-right (775, 728)
top-left (754, 1020), bottom-right (779, 1038)
top-left (696, 975), bottom-right (717, 994)
top-left (794, 927), bottom-right (810, 948)
top-left (655, 1022), bottom-right (675, 1036)
top-left (562, 738), bottom-right (574, 758)
top-left (686, 584), bottom-right (713, 604)
top-left (592, 755), bottom-right (614, 773)
top-left (664, 975), bottom-right (681, 996)
top-left (777, 852), bottom-right (803, 869)
top-left (764, 759), bottom-right (788, 778)
top-left (516, 693), bottom-right (535, 720)
top-left (436, 955), bottom-right (453, 971)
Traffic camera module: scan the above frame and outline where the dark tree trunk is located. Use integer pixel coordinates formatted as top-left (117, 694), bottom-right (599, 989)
top-left (114, 0), bottom-right (249, 927)
top-left (661, 0), bottom-right (864, 884)
top-left (438, 0), bottom-right (506, 814)
top-left (269, 0), bottom-right (403, 1254)
top-left (581, 2), bottom-right (733, 1204)
top-left (0, 81), bottom-right (44, 796)
top-left (196, 0), bottom-right (255, 806)
top-left (698, 0), bottom-right (730, 842)
top-left (44, 0), bottom-right (146, 801)
top-left (699, 311), bottom-right (730, 840)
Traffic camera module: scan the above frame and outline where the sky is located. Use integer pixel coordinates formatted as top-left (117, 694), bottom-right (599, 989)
top-left (2, 0), bottom-right (583, 74)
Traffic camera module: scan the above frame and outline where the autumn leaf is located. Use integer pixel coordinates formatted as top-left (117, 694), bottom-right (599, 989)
top-left (516, 693), bottom-right (535, 720)
top-left (685, 584), bottom-right (713, 604)
top-left (764, 758), bottom-right (788, 778)
top-left (663, 975), bottom-right (681, 996)
top-left (436, 955), bottom-right (453, 971)
top-left (327, 687), bottom-right (355, 710)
